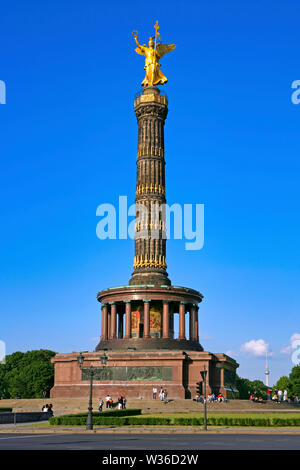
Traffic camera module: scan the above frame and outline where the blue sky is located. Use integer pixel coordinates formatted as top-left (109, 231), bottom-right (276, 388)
top-left (1, 0), bottom-right (299, 385)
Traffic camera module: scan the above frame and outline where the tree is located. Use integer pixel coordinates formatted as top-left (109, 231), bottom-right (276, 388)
top-left (236, 376), bottom-right (252, 399)
top-left (250, 380), bottom-right (268, 400)
top-left (236, 375), bottom-right (268, 400)
top-left (288, 366), bottom-right (300, 397)
top-left (0, 350), bottom-right (56, 399)
top-left (275, 375), bottom-right (290, 391)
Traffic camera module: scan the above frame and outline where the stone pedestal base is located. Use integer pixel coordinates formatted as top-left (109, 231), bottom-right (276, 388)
top-left (50, 350), bottom-right (238, 400)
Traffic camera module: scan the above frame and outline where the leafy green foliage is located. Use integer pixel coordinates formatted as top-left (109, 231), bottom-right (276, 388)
top-left (289, 366), bottom-right (300, 396)
top-left (236, 375), bottom-right (268, 399)
top-left (236, 367), bottom-right (300, 400)
top-left (50, 408), bottom-right (142, 425)
top-left (0, 350), bottom-right (56, 398)
top-left (49, 413), bottom-right (300, 427)
top-left (275, 376), bottom-right (290, 391)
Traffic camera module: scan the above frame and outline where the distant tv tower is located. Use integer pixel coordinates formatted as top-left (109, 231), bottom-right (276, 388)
top-left (265, 351), bottom-right (270, 386)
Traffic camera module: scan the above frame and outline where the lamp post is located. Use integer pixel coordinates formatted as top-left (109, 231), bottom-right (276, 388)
top-left (77, 351), bottom-right (108, 430)
top-left (200, 365), bottom-right (208, 431)
top-left (201, 366), bottom-right (207, 431)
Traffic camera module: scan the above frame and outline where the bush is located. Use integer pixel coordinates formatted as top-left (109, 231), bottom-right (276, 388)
top-left (49, 412), bottom-right (300, 427)
top-left (173, 417), bottom-right (203, 426)
top-left (0, 408), bottom-right (12, 412)
top-left (271, 417), bottom-right (300, 426)
top-left (49, 408), bottom-right (142, 426)
top-left (95, 417), bottom-right (171, 426)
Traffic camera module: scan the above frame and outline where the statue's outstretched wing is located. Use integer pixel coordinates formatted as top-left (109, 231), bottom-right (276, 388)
top-left (156, 43), bottom-right (176, 59)
top-left (135, 45), bottom-right (146, 56)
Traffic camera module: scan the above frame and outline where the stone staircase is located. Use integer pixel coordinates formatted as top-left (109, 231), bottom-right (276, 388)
top-left (1, 398), bottom-right (299, 415)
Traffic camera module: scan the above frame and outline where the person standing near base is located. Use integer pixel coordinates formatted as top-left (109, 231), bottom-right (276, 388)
top-left (98, 398), bottom-right (104, 412)
top-left (105, 394), bottom-right (111, 409)
top-left (153, 387), bottom-right (157, 399)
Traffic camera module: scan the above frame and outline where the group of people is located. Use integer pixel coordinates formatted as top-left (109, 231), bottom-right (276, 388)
top-left (98, 395), bottom-right (127, 411)
top-left (41, 403), bottom-right (53, 416)
top-left (152, 387), bottom-right (168, 403)
top-left (193, 393), bottom-right (225, 403)
top-left (250, 388), bottom-right (291, 403)
top-left (268, 388), bottom-right (288, 402)
top-left (249, 394), bottom-right (264, 403)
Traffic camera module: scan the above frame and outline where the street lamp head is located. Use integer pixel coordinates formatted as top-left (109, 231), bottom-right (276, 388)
top-left (77, 352), bottom-right (84, 367)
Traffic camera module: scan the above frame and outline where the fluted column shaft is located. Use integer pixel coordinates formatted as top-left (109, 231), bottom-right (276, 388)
top-left (124, 301), bottom-right (131, 339)
top-left (143, 300), bottom-right (150, 338)
top-left (101, 304), bottom-right (108, 341)
top-left (162, 301), bottom-right (169, 338)
top-left (110, 303), bottom-right (117, 339)
top-left (189, 305), bottom-right (195, 341)
top-left (129, 87), bottom-right (171, 286)
top-left (179, 302), bottom-right (186, 340)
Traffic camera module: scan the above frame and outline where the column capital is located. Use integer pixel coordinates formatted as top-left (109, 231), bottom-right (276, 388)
top-left (180, 301), bottom-right (187, 305)
top-left (109, 302), bottom-right (117, 306)
top-left (101, 304), bottom-right (108, 309)
top-left (163, 300), bottom-right (169, 305)
top-left (123, 300), bottom-right (131, 304)
top-left (143, 299), bottom-right (151, 303)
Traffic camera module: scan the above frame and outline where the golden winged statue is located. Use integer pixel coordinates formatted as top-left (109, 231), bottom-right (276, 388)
top-left (132, 21), bottom-right (176, 87)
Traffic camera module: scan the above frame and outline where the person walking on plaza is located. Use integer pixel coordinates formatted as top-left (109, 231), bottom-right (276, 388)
top-left (98, 398), bottom-right (104, 412)
top-left (105, 394), bottom-right (111, 409)
top-left (122, 396), bottom-right (127, 409)
top-left (283, 389), bottom-right (288, 402)
top-left (278, 389), bottom-right (283, 402)
top-left (153, 387), bottom-right (157, 399)
top-left (118, 397), bottom-right (122, 410)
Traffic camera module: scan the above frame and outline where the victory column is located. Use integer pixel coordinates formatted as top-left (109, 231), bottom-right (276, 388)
top-left (50, 23), bottom-right (238, 399)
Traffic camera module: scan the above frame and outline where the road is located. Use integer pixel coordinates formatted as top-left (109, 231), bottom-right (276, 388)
top-left (0, 433), bottom-right (299, 450)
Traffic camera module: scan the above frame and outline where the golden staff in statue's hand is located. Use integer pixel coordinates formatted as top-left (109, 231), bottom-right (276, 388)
top-left (132, 22), bottom-right (176, 87)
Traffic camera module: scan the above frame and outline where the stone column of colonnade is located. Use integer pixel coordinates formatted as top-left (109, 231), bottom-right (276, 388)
top-left (101, 301), bottom-right (199, 342)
